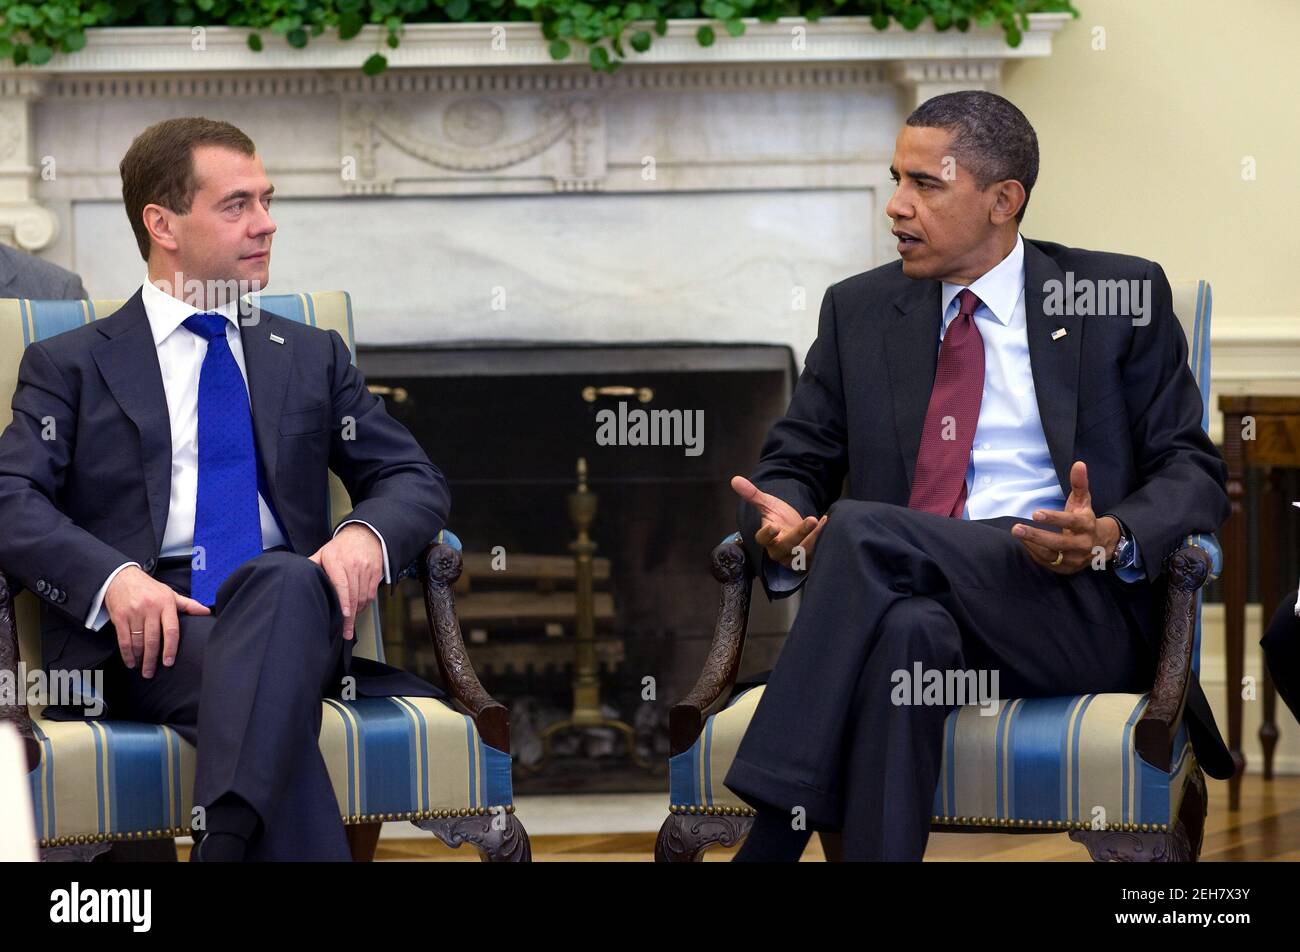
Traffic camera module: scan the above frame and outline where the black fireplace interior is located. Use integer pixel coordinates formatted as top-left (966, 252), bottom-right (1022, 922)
top-left (359, 342), bottom-right (798, 793)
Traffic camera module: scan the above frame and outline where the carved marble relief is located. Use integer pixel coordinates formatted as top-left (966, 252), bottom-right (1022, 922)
top-left (342, 95), bottom-right (605, 194)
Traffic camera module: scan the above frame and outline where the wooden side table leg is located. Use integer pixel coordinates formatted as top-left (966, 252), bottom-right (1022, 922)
top-left (1221, 410), bottom-right (1247, 810)
top-left (1261, 667), bottom-right (1279, 780)
top-left (1258, 468), bottom-right (1282, 780)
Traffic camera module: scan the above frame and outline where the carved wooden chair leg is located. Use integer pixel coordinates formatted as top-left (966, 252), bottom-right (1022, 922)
top-left (347, 822), bottom-right (383, 862)
top-left (655, 812), bottom-right (754, 862)
top-left (1178, 766), bottom-right (1209, 859)
top-left (412, 811), bottom-right (531, 862)
top-left (1068, 767), bottom-right (1207, 862)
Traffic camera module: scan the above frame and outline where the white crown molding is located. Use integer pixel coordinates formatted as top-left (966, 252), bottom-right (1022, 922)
top-left (34, 62), bottom-right (894, 99)
top-left (2, 15), bottom-right (1070, 75)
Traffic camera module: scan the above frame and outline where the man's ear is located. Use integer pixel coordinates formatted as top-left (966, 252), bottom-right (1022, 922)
top-left (142, 203), bottom-right (180, 255)
top-left (989, 179), bottom-right (1026, 226)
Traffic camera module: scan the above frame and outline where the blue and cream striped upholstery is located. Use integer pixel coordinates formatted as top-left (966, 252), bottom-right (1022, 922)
top-left (672, 686), bottom-right (1197, 830)
top-left (27, 654), bottom-right (514, 847)
top-left (2, 293), bottom-right (514, 847)
top-left (669, 280), bottom-right (1217, 838)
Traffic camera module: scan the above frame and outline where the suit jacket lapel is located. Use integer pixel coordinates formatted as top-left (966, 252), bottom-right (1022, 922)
top-left (885, 280), bottom-right (941, 491)
top-left (238, 305), bottom-right (292, 521)
top-left (91, 289), bottom-right (173, 550)
top-left (1022, 239), bottom-right (1081, 496)
top-left (92, 292), bottom-right (296, 553)
top-left (885, 239), bottom-right (1082, 500)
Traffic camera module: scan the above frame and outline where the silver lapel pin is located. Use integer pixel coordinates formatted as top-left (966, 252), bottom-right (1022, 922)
top-left (1051, 327), bottom-right (1067, 341)
top-left (269, 333), bottom-right (285, 345)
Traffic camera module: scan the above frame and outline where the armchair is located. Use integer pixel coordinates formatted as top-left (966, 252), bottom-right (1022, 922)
top-left (658, 281), bottom-right (1221, 863)
top-left (0, 292), bottom-right (528, 862)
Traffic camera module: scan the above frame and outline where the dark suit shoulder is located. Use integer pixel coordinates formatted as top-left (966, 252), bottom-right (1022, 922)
top-left (26, 306), bottom-right (113, 361)
top-left (822, 238), bottom-right (1163, 312)
top-left (252, 304), bottom-right (343, 355)
top-left (1024, 237), bottom-right (1158, 281)
top-left (826, 258), bottom-right (908, 301)
top-left (0, 243), bottom-right (85, 297)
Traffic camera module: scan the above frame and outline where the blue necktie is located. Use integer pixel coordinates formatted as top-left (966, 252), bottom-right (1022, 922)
top-left (182, 312), bottom-right (264, 607)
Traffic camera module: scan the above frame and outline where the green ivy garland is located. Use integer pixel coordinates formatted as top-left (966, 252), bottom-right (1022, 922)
top-left (0, 1), bottom-right (1078, 74)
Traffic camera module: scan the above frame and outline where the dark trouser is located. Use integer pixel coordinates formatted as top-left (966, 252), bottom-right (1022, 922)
top-left (100, 547), bottom-right (354, 860)
top-left (722, 500), bottom-right (1156, 861)
top-left (1262, 590), bottom-right (1300, 722)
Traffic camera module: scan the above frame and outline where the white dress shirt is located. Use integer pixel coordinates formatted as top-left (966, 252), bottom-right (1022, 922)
top-left (940, 233), bottom-right (1141, 580)
top-left (85, 279), bottom-right (389, 630)
top-left (941, 233), bottom-right (1065, 521)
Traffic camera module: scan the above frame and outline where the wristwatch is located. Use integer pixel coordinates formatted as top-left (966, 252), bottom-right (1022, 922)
top-left (1109, 518), bottom-right (1133, 570)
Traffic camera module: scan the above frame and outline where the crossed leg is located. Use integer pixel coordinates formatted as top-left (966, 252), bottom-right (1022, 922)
top-left (108, 549), bottom-right (351, 860)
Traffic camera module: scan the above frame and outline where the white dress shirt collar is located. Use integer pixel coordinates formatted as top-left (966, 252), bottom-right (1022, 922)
top-left (940, 232), bottom-right (1025, 332)
top-left (140, 277), bottom-right (244, 347)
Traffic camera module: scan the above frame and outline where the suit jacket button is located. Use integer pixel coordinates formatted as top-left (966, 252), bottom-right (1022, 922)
top-left (55, 591), bottom-right (66, 603)
top-left (143, 557), bottom-right (157, 573)
top-left (36, 580), bottom-right (48, 593)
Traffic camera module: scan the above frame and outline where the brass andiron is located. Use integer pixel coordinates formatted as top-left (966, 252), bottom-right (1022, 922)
top-left (535, 457), bottom-right (651, 770)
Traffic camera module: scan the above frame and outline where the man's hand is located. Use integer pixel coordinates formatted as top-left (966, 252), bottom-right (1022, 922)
top-left (731, 475), bottom-right (828, 571)
top-left (105, 567), bottom-right (211, 678)
top-left (1012, 460), bottom-right (1121, 575)
top-left (307, 523), bottom-right (384, 641)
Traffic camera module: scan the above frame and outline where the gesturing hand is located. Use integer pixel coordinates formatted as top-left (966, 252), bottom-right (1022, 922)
top-left (731, 475), bottom-right (828, 571)
top-left (1011, 460), bottom-right (1121, 574)
top-left (307, 523), bottom-right (384, 641)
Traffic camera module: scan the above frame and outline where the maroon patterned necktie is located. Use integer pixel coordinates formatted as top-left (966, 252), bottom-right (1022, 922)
top-left (908, 288), bottom-right (985, 517)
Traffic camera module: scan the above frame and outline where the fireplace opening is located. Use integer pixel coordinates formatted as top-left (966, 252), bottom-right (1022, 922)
top-left (359, 342), bottom-right (797, 793)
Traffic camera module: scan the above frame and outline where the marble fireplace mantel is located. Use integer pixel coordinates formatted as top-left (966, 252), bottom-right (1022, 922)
top-left (2, 15), bottom-right (1068, 358)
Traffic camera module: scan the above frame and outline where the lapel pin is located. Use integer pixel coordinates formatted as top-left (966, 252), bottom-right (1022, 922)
top-left (270, 333), bottom-right (285, 345)
top-left (1051, 327), bottom-right (1067, 341)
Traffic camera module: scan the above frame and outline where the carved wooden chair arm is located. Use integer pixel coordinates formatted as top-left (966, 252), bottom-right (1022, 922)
top-left (1134, 540), bottom-right (1215, 772)
top-left (0, 571), bottom-right (38, 772)
top-left (418, 539), bottom-right (511, 754)
top-left (669, 532), bottom-right (754, 756)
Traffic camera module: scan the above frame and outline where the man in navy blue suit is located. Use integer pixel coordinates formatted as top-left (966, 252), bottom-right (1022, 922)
top-left (0, 117), bottom-right (449, 860)
top-left (724, 91), bottom-right (1234, 861)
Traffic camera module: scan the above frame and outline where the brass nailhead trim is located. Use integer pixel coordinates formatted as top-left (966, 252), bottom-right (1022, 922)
top-left (929, 815), bottom-right (1170, 834)
top-left (667, 804), bottom-right (757, 817)
top-left (37, 805), bottom-right (521, 847)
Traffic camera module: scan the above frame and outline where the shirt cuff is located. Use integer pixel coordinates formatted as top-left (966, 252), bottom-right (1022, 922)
top-left (334, 519), bottom-right (391, 584)
top-left (86, 562), bottom-right (142, 631)
top-left (761, 551), bottom-right (807, 594)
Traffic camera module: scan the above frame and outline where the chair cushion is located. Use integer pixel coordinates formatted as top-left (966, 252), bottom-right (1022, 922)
top-left (670, 686), bottom-right (1196, 832)
top-left (27, 696), bottom-right (513, 847)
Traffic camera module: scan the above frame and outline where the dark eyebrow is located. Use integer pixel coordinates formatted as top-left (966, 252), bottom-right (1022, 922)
top-left (215, 185), bottom-right (275, 206)
top-left (888, 165), bottom-right (945, 185)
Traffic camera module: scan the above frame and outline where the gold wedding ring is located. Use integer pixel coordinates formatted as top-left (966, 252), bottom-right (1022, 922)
top-left (1051, 551), bottom-right (1064, 566)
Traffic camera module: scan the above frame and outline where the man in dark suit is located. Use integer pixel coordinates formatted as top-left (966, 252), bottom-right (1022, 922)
top-left (723, 91), bottom-right (1233, 861)
top-left (0, 117), bottom-right (449, 860)
top-left (0, 242), bottom-right (87, 301)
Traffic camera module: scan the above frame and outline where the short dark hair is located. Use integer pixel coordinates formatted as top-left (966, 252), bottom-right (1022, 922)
top-left (905, 91), bottom-right (1039, 223)
top-left (119, 117), bottom-right (257, 262)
